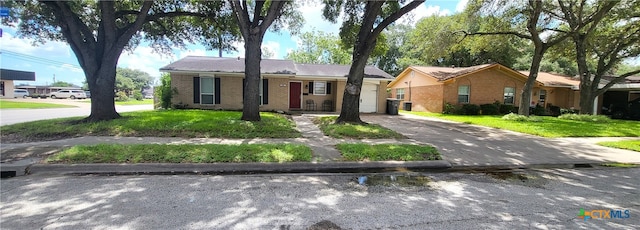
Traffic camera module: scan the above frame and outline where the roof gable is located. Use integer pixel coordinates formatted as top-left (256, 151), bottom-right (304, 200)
top-left (389, 63), bottom-right (531, 88)
top-left (160, 56), bottom-right (393, 79)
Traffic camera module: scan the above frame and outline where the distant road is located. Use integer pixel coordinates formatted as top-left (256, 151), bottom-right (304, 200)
top-left (0, 101), bottom-right (153, 126)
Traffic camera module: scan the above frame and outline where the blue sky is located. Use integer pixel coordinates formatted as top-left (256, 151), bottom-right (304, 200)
top-left (1, 0), bottom-right (467, 86)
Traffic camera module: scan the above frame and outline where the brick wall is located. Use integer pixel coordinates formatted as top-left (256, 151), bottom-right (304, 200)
top-left (410, 85), bottom-right (444, 112)
top-left (443, 69), bottom-right (527, 107)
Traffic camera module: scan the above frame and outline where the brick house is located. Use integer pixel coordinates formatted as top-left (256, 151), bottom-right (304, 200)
top-left (160, 56), bottom-right (393, 113)
top-left (388, 64), bottom-right (597, 113)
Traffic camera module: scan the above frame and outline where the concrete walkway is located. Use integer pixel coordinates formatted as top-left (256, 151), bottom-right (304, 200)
top-left (2, 113), bottom-right (639, 176)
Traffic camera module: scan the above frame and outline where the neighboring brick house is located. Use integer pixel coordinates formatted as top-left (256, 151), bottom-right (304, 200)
top-left (389, 63), bottom-right (639, 114)
top-left (388, 64), bottom-right (539, 113)
top-left (160, 56), bottom-right (393, 113)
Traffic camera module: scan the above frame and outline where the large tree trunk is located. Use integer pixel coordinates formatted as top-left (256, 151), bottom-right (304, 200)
top-left (241, 33), bottom-right (262, 121)
top-left (575, 34), bottom-right (595, 115)
top-left (336, 53), bottom-right (369, 124)
top-left (82, 53), bottom-right (121, 122)
top-left (518, 46), bottom-right (545, 116)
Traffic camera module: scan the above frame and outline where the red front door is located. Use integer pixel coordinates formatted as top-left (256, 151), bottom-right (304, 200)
top-left (289, 82), bottom-right (301, 109)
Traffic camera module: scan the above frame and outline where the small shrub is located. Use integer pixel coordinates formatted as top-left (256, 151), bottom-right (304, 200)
top-left (548, 105), bottom-right (561, 117)
top-left (560, 108), bottom-right (579, 114)
top-left (133, 91), bottom-right (143, 101)
top-left (532, 105), bottom-right (546, 116)
top-left (558, 114), bottom-right (611, 123)
top-left (115, 91), bottom-right (129, 102)
top-left (443, 103), bottom-right (458, 114)
top-left (158, 73), bottom-right (173, 109)
top-left (480, 103), bottom-right (499, 115)
top-left (499, 104), bottom-right (515, 114)
top-left (502, 113), bottom-right (542, 122)
top-left (461, 104), bottom-right (481, 115)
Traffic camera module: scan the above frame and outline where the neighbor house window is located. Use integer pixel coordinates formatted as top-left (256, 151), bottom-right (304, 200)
top-left (313, 81), bottom-right (326, 95)
top-left (504, 87), bottom-right (515, 104)
top-left (396, 88), bottom-right (405, 100)
top-left (539, 90), bottom-right (546, 105)
top-left (200, 77), bottom-right (215, 104)
top-left (458, 85), bottom-right (470, 103)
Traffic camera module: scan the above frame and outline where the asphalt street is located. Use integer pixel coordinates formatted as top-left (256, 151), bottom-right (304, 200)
top-left (1, 168), bottom-right (638, 229)
top-left (0, 98), bottom-right (153, 126)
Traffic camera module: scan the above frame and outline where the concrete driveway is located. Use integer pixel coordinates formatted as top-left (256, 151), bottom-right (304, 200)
top-left (362, 114), bottom-right (640, 167)
top-left (0, 98), bottom-right (153, 126)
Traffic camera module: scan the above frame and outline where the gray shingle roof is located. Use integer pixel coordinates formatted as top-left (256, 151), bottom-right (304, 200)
top-left (160, 56), bottom-right (393, 79)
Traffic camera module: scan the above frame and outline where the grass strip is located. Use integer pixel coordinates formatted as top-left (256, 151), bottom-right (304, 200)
top-left (47, 143), bottom-right (313, 163)
top-left (0, 100), bottom-right (77, 109)
top-left (405, 111), bottom-right (640, 137)
top-left (337, 143), bottom-right (441, 161)
top-left (598, 140), bottom-right (640, 152)
top-left (1, 110), bottom-right (301, 142)
top-left (314, 116), bottom-right (404, 139)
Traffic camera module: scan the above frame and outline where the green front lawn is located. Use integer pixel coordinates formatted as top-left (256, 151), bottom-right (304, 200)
top-left (0, 100), bottom-right (77, 109)
top-left (337, 144), bottom-right (441, 161)
top-left (115, 99), bottom-right (154, 105)
top-left (405, 112), bottom-right (640, 137)
top-left (47, 143), bottom-right (312, 163)
top-left (81, 99), bottom-right (154, 105)
top-left (1, 110), bottom-right (301, 142)
top-left (598, 140), bottom-right (640, 152)
top-left (313, 116), bottom-right (405, 139)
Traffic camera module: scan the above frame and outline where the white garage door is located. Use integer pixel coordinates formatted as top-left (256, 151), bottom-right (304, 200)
top-left (360, 83), bottom-right (378, 113)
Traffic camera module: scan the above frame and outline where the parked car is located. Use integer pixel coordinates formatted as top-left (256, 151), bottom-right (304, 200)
top-left (85, 91), bottom-right (91, 98)
top-left (50, 90), bottom-right (87, 99)
top-left (606, 98), bottom-right (640, 120)
top-left (144, 94), bottom-right (153, 99)
top-left (13, 89), bottom-right (30, 98)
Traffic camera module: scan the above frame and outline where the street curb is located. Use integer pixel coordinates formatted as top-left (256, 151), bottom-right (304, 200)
top-left (26, 160), bottom-right (453, 176)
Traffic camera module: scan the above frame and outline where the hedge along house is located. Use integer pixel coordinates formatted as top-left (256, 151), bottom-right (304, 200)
top-left (160, 56), bottom-right (393, 113)
top-left (388, 64), bottom-right (542, 113)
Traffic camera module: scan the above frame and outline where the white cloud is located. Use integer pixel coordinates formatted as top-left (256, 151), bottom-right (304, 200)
top-left (298, 0), bottom-right (341, 34)
top-left (456, 0), bottom-right (469, 12)
top-left (1, 32), bottom-right (71, 57)
top-left (261, 41), bottom-right (281, 59)
top-left (398, 5), bottom-right (451, 25)
top-left (118, 46), bottom-right (173, 78)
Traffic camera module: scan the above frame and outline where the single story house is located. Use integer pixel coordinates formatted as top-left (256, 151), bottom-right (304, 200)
top-left (389, 63), bottom-right (638, 114)
top-left (0, 69), bottom-right (35, 98)
top-left (388, 64), bottom-right (541, 113)
top-left (159, 56), bottom-right (393, 113)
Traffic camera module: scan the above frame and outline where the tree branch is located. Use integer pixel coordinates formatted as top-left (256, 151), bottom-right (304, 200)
top-left (229, 0), bottom-right (250, 39)
top-left (596, 69), bottom-right (640, 95)
top-left (258, 0), bottom-right (286, 36)
top-left (370, 0), bottom-right (424, 41)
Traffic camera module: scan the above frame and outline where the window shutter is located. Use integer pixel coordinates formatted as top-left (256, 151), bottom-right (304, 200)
top-left (327, 82), bottom-right (332, 94)
top-left (309, 81), bottom-right (314, 94)
top-left (214, 77), bottom-right (221, 104)
top-left (193, 77), bottom-right (200, 104)
top-left (262, 79), bottom-right (269, 105)
top-left (242, 79), bottom-right (245, 101)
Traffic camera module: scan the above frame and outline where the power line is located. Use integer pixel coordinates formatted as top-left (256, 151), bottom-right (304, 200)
top-left (0, 49), bottom-right (82, 70)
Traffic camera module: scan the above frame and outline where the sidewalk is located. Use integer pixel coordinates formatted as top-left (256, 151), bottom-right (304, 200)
top-left (2, 113), bottom-right (639, 177)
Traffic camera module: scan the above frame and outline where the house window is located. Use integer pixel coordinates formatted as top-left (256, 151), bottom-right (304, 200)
top-left (313, 81), bottom-right (326, 95)
top-left (504, 87), bottom-right (515, 104)
top-left (200, 77), bottom-right (215, 104)
top-left (539, 90), bottom-right (546, 105)
top-left (396, 88), bottom-right (405, 100)
top-left (458, 85), bottom-right (470, 103)
top-left (259, 78), bottom-right (264, 105)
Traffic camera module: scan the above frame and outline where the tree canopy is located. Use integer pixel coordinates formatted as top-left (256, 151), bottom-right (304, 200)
top-left (3, 0), bottom-right (236, 121)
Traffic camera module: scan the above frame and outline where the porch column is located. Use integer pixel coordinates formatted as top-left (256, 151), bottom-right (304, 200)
top-left (592, 96), bottom-right (598, 115)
